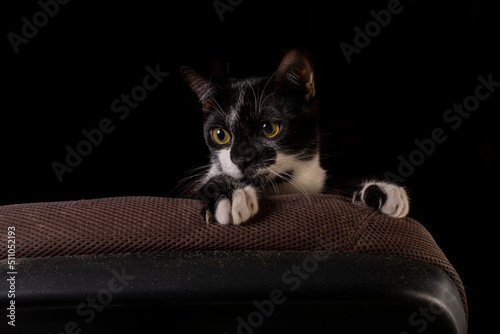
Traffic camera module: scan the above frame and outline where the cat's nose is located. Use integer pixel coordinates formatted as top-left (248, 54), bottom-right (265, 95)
top-left (232, 156), bottom-right (253, 172)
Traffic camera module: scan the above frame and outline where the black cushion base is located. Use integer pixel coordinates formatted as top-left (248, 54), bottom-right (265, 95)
top-left (2, 252), bottom-right (466, 334)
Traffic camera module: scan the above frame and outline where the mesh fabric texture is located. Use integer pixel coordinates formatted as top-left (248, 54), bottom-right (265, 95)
top-left (0, 194), bottom-right (467, 319)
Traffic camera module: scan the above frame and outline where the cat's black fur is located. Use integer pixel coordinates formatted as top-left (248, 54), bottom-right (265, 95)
top-left (182, 49), bottom-right (409, 224)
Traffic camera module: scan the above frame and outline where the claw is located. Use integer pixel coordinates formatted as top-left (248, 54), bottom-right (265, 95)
top-left (205, 210), bottom-right (212, 224)
top-left (352, 191), bottom-right (358, 204)
top-left (378, 197), bottom-right (383, 210)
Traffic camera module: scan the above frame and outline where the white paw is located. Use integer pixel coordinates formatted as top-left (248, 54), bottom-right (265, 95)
top-left (361, 181), bottom-right (410, 218)
top-left (214, 186), bottom-right (259, 225)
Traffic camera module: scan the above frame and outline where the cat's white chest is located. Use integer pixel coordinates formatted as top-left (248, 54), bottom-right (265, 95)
top-left (264, 153), bottom-right (326, 195)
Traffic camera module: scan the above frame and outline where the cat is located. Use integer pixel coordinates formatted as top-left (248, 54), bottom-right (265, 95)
top-left (181, 49), bottom-right (409, 225)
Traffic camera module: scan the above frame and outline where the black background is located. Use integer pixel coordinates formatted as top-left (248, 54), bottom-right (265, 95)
top-left (2, 0), bottom-right (498, 332)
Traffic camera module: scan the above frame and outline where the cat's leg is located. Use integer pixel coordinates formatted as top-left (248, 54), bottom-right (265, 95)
top-left (353, 181), bottom-right (410, 218)
top-left (194, 174), bottom-right (259, 225)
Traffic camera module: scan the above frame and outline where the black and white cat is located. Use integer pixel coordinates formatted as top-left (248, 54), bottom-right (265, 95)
top-left (182, 49), bottom-right (409, 225)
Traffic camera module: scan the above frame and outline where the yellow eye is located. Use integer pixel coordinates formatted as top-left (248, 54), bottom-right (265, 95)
top-left (212, 128), bottom-right (231, 145)
top-left (262, 122), bottom-right (280, 138)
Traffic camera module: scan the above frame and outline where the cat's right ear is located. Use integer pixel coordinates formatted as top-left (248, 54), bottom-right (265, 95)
top-left (274, 49), bottom-right (315, 102)
top-left (181, 66), bottom-right (216, 111)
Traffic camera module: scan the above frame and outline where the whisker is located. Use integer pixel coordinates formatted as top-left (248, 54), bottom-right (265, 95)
top-left (259, 92), bottom-right (276, 111)
top-left (207, 89), bottom-right (227, 120)
top-left (258, 71), bottom-right (278, 116)
top-left (167, 164), bottom-right (211, 197)
top-left (246, 78), bottom-right (259, 115)
top-left (265, 167), bottom-right (311, 201)
top-left (262, 172), bottom-right (279, 195)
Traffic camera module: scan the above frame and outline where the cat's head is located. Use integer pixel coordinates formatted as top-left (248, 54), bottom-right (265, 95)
top-left (182, 49), bottom-right (320, 185)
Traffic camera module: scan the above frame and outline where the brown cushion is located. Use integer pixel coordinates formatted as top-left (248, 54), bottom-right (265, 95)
top-left (0, 194), bottom-right (467, 320)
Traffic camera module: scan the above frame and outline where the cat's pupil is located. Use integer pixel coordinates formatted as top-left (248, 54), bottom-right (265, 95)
top-left (263, 122), bottom-right (272, 134)
top-left (213, 128), bottom-right (230, 144)
top-left (262, 122), bottom-right (279, 138)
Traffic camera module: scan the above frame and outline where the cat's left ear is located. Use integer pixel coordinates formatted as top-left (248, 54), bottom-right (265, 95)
top-left (181, 66), bottom-right (217, 111)
top-left (274, 49), bottom-right (315, 102)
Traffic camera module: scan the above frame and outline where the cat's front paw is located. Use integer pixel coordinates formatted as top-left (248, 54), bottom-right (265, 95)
top-left (214, 186), bottom-right (259, 225)
top-left (358, 181), bottom-right (409, 218)
top-left (195, 176), bottom-right (259, 225)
